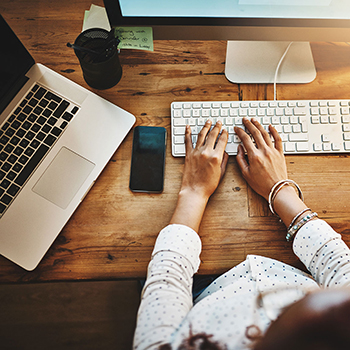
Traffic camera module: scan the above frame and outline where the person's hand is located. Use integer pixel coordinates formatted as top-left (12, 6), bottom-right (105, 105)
top-left (180, 120), bottom-right (229, 200)
top-left (170, 120), bottom-right (229, 232)
top-left (234, 117), bottom-right (288, 200)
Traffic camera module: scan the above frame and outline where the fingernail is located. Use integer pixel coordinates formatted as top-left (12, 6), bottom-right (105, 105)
top-left (251, 117), bottom-right (256, 122)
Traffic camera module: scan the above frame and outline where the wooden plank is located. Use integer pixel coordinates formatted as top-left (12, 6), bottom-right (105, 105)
top-left (0, 280), bottom-right (140, 350)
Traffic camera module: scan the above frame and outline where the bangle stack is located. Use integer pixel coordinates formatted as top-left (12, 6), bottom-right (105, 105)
top-left (267, 179), bottom-right (317, 242)
top-left (286, 212), bottom-right (318, 242)
top-left (268, 179), bottom-right (304, 216)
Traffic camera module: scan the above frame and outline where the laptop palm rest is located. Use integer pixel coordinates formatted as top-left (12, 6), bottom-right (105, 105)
top-left (32, 147), bottom-right (95, 209)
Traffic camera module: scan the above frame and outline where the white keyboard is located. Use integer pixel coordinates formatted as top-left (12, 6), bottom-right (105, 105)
top-left (171, 100), bottom-right (350, 157)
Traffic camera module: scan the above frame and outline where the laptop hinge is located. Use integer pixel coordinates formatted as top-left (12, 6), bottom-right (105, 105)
top-left (0, 75), bottom-right (29, 116)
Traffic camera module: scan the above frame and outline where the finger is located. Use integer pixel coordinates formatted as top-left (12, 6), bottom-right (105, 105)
top-left (250, 118), bottom-right (273, 147)
top-left (269, 124), bottom-right (283, 152)
top-left (206, 121), bottom-right (222, 148)
top-left (215, 129), bottom-right (229, 154)
top-left (235, 144), bottom-right (249, 177)
top-left (220, 151), bottom-right (229, 181)
top-left (196, 120), bottom-right (212, 147)
top-left (244, 117), bottom-right (272, 148)
top-left (184, 125), bottom-right (193, 154)
top-left (234, 124), bottom-right (256, 154)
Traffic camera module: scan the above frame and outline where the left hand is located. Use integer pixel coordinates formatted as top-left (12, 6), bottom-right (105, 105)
top-left (180, 120), bottom-right (229, 200)
top-left (170, 120), bottom-right (229, 232)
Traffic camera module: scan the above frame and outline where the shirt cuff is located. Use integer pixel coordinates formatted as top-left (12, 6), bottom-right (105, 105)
top-left (152, 224), bottom-right (202, 273)
top-left (293, 219), bottom-right (342, 269)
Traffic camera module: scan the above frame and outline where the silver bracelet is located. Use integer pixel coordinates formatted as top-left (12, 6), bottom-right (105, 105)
top-left (286, 212), bottom-right (318, 242)
top-left (287, 208), bottom-right (312, 231)
top-left (268, 179), bottom-right (304, 216)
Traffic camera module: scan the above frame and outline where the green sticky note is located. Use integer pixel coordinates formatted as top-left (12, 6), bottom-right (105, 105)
top-left (115, 27), bottom-right (154, 52)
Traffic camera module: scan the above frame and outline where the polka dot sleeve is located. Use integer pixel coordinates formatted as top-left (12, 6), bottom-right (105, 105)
top-left (152, 224), bottom-right (202, 272)
top-left (133, 224), bottom-right (202, 350)
top-left (293, 219), bottom-right (350, 287)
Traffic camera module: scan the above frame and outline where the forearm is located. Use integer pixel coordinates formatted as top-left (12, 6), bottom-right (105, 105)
top-left (170, 189), bottom-right (209, 233)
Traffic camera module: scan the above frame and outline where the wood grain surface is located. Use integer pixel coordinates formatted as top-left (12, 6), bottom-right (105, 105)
top-left (0, 0), bottom-right (350, 283)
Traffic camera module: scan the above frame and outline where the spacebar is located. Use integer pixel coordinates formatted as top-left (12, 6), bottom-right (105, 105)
top-left (15, 144), bottom-right (50, 186)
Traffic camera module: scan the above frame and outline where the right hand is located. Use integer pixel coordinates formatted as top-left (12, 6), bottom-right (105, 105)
top-left (234, 117), bottom-right (288, 200)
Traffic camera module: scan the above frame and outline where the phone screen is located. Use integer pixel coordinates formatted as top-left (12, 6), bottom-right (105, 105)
top-left (129, 126), bottom-right (167, 193)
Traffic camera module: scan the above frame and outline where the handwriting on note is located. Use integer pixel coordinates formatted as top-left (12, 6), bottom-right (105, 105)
top-left (115, 27), bottom-right (154, 51)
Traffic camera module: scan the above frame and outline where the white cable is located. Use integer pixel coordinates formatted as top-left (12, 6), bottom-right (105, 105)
top-left (273, 42), bottom-right (293, 101)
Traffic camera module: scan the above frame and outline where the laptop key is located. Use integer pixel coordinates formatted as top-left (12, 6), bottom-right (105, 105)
top-left (43, 134), bottom-right (57, 146)
top-left (0, 194), bottom-right (12, 205)
top-left (7, 184), bottom-right (20, 197)
top-left (0, 203), bottom-right (5, 214)
top-left (34, 87), bottom-right (47, 100)
top-left (45, 91), bottom-right (62, 104)
top-left (53, 100), bottom-right (70, 117)
top-left (15, 144), bottom-right (49, 186)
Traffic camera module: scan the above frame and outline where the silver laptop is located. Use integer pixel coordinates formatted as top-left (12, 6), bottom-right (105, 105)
top-left (0, 15), bottom-right (135, 270)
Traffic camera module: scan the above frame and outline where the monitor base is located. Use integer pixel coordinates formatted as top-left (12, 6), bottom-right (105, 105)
top-left (225, 41), bottom-right (317, 84)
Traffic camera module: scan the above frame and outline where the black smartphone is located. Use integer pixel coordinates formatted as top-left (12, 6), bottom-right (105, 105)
top-left (129, 126), bottom-right (167, 193)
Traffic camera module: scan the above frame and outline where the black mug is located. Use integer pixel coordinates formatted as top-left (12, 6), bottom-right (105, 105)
top-left (73, 28), bottom-right (122, 90)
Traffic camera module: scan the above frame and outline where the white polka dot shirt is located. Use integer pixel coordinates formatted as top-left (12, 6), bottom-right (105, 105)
top-left (133, 220), bottom-right (350, 350)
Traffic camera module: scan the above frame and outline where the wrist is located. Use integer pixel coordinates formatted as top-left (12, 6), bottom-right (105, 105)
top-left (169, 189), bottom-right (209, 232)
top-left (273, 185), bottom-right (308, 227)
top-left (178, 186), bottom-right (210, 205)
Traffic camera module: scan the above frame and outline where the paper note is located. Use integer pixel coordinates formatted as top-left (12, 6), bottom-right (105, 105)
top-left (114, 27), bottom-right (153, 51)
top-left (83, 4), bottom-right (111, 31)
top-left (82, 4), bottom-right (154, 51)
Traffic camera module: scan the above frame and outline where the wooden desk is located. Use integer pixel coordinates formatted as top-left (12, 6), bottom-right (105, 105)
top-left (1, 0), bottom-right (350, 283)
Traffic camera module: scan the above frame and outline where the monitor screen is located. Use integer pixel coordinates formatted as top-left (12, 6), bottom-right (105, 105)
top-left (104, 0), bottom-right (350, 41)
top-left (117, 0), bottom-right (349, 20)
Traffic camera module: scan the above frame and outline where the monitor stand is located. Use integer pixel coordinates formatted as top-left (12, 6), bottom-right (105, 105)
top-left (225, 41), bottom-right (317, 84)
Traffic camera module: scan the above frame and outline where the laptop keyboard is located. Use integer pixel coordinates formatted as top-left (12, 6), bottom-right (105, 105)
top-left (0, 84), bottom-right (79, 216)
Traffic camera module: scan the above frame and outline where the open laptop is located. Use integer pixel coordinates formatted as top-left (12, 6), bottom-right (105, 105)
top-left (0, 15), bottom-right (135, 270)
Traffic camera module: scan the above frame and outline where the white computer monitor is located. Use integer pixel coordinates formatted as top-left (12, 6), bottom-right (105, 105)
top-left (103, 0), bottom-right (350, 84)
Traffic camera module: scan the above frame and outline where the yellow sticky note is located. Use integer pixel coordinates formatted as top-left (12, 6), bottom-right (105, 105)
top-left (115, 27), bottom-right (154, 52)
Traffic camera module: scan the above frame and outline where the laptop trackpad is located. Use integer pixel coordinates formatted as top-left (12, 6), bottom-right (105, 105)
top-left (32, 147), bottom-right (95, 209)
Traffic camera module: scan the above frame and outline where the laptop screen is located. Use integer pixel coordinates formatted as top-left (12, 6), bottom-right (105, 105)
top-left (0, 15), bottom-right (34, 112)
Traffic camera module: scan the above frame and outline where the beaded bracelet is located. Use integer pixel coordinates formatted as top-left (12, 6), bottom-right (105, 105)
top-left (268, 179), bottom-right (304, 216)
top-left (286, 212), bottom-right (318, 242)
top-left (287, 208), bottom-right (312, 231)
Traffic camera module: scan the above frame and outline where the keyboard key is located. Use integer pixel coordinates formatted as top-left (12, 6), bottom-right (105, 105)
top-left (289, 133), bottom-right (308, 142)
top-left (45, 91), bottom-right (62, 103)
top-left (174, 144), bottom-right (186, 154)
top-left (332, 143), bottom-right (341, 151)
top-left (225, 143), bottom-right (239, 154)
top-left (323, 143), bottom-right (331, 151)
top-left (15, 144), bottom-right (49, 186)
top-left (296, 142), bottom-right (309, 152)
top-left (62, 111), bottom-right (74, 122)
top-left (284, 143), bottom-right (295, 152)
top-left (0, 203), bottom-right (6, 214)
top-left (7, 184), bottom-right (20, 197)
top-left (0, 179), bottom-right (11, 189)
top-left (43, 134), bottom-right (57, 146)
top-left (34, 87), bottom-right (47, 100)
top-left (0, 194), bottom-right (12, 205)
